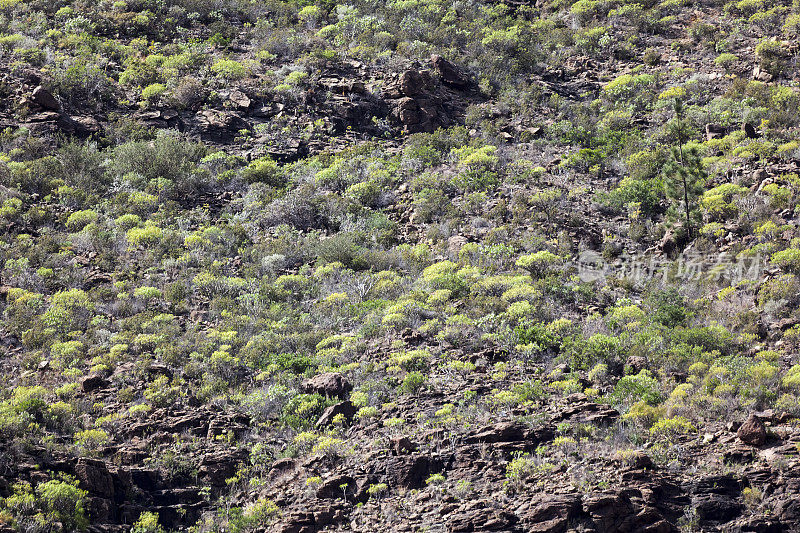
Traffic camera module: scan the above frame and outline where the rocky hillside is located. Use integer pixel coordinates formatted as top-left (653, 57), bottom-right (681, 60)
top-left (1, 0), bottom-right (800, 532)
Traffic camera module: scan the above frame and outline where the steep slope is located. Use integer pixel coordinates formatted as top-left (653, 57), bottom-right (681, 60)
top-left (1, 1), bottom-right (800, 532)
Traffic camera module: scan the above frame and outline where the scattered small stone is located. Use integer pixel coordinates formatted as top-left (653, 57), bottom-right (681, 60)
top-left (753, 65), bottom-right (773, 82)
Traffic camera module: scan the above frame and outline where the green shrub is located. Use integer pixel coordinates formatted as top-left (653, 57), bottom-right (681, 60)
top-left (211, 59), bottom-right (248, 80)
top-left (603, 73), bottom-right (656, 100)
top-left (784, 13), bottom-right (800, 36)
top-left (240, 157), bottom-right (284, 186)
top-left (367, 482), bottom-right (388, 499)
top-left (127, 224), bottom-right (163, 247)
top-left (755, 39), bottom-right (788, 75)
top-left (771, 248), bottom-right (800, 272)
top-left (714, 53), bottom-right (739, 72)
top-left (115, 213), bottom-right (141, 229)
top-left (227, 499), bottom-right (280, 531)
top-left (74, 429), bottom-right (111, 452)
top-left (0, 33), bottom-right (23, 51)
top-left (2, 476), bottom-right (89, 531)
top-left (399, 371), bottom-right (426, 394)
top-left (607, 370), bottom-right (663, 410)
top-left (35, 478), bottom-right (89, 530)
top-left (701, 183), bottom-right (746, 221)
top-left (110, 132), bottom-right (207, 195)
top-left (133, 286), bottom-right (162, 300)
top-left (603, 176), bottom-right (664, 216)
top-left (141, 83), bottom-right (167, 106)
top-left (0, 386), bottom-right (48, 434)
top-left (131, 511), bottom-right (165, 533)
top-left (421, 261), bottom-right (471, 295)
top-left (42, 288), bottom-right (94, 335)
top-left (675, 325), bottom-right (734, 355)
top-left (503, 452), bottom-right (552, 493)
top-left (144, 376), bottom-right (183, 407)
top-left (649, 416), bottom-right (695, 438)
top-left (356, 405), bottom-right (379, 419)
top-left (345, 181), bottom-right (380, 207)
top-left (65, 209), bottom-right (99, 231)
top-left (571, 0), bottom-right (602, 25)
top-left (566, 333), bottom-right (622, 370)
top-left (282, 393), bottom-right (335, 429)
top-left (783, 365), bottom-right (800, 389)
top-left (515, 251), bottom-right (561, 278)
top-left (299, 5), bottom-right (322, 24)
top-left (451, 144), bottom-right (499, 192)
top-left (391, 349), bottom-right (430, 372)
top-left (648, 289), bottom-right (692, 328)
top-left (50, 340), bottom-right (84, 367)
top-left (513, 321), bottom-right (558, 355)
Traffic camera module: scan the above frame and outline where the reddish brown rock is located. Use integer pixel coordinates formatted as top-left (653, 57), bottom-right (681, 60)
top-left (301, 372), bottom-right (352, 398)
top-left (384, 455), bottom-right (441, 489)
top-left (277, 511), bottom-right (315, 533)
top-left (198, 450), bottom-right (246, 486)
top-left (520, 493), bottom-right (582, 531)
top-left (229, 89), bottom-right (251, 109)
top-left (553, 396), bottom-right (619, 425)
top-left (316, 400), bottom-right (357, 428)
top-left (449, 505), bottom-right (518, 532)
top-left (397, 97), bottom-right (420, 126)
top-left (81, 374), bottom-right (109, 393)
top-left (399, 69), bottom-right (426, 97)
top-left (431, 54), bottom-right (468, 88)
top-left (692, 493), bottom-right (743, 522)
top-left (194, 109), bottom-right (250, 142)
top-left (753, 65), bottom-right (773, 82)
top-left (75, 458), bottom-right (114, 497)
top-left (31, 86), bottom-right (59, 111)
top-left (71, 115), bottom-right (101, 135)
top-left (389, 436), bottom-right (416, 455)
top-left (315, 474), bottom-right (356, 500)
top-left (465, 421), bottom-right (527, 443)
top-left (737, 414), bottom-right (767, 446)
